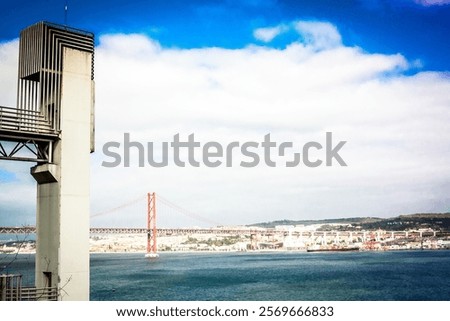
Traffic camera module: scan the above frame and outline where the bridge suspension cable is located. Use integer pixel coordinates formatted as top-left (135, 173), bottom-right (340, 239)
top-left (91, 192), bottom-right (223, 227)
top-left (157, 194), bottom-right (222, 227)
top-left (90, 194), bottom-right (146, 218)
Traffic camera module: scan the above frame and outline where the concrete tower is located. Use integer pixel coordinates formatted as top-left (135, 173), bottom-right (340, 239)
top-left (0, 22), bottom-right (95, 300)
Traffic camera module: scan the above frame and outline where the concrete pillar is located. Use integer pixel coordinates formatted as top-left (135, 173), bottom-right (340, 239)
top-left (31, 48), bottom-right (93, 301)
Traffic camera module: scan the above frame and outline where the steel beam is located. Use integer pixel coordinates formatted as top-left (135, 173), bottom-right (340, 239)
top-left (0, 138), bottom-right (53, 163)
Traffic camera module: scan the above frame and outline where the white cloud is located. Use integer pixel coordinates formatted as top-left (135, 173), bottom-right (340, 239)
top-left (1, 20), bottom-right (450, 228)
top-left (0, 39), bottom-right (19, 107)
top-left (253, 25), bottom-right (288, 42)
top-left (414, 0), bottom-right (450, 6)
top-left (254, 21), bottom-right (343, 49)
top-left (294, 21), bottom-right (342, 50)
top-left (0, 160), bottom-right (36, 226)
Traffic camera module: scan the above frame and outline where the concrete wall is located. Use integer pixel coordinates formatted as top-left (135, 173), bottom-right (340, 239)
top-left (33, 47), bottom-right (93, 300)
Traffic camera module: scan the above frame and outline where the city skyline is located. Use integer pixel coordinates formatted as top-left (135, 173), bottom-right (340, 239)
top-left (1, 1), bottom-right (450, 228)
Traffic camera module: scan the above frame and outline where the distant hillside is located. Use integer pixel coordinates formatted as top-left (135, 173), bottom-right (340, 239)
top-left (249, 213), bottom-right (450, 231)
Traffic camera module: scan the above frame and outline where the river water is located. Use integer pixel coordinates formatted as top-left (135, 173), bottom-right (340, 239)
top-left (2, 250), bottom-right (449, 300)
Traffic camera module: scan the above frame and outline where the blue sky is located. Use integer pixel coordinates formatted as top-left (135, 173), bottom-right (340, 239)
top-left (1, 0), bottom-right (450, 70)
top-left (1, 0), bottom-right (450, 227)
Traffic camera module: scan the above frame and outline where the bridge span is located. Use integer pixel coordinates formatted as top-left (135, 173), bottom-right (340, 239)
top-left (0, 226), bottom-right (443, 240)
top-left (1, 226), bottom-right (265, 236)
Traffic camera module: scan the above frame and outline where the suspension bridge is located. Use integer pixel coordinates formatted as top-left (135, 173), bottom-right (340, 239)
top-left (0, 192), bottom-right (276, 255)
top-left (1, 192), bottom-right (446, 255)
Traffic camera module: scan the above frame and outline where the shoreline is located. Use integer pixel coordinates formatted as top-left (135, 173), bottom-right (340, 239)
top-left (4, 247), bottom-right (450, 256)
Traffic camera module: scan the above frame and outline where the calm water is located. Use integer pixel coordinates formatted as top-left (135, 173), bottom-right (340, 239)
top-left (2, 251), bottom-right (450, 300)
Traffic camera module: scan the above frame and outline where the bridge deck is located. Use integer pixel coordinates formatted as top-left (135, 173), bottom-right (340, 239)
top-left (0, 226), bottom-right (446, 238)
top-left (0, 106), bottom-right (58, 140)
top-left (0, 106), bottom-right (58, 162)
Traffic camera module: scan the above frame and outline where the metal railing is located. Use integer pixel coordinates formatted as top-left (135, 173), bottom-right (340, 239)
top-left (0, 274), bottom-right (58, 301)
top-left (0, 106), bottom-right (56, 135)
top-left (19, 287), bottom-right (58, 301)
